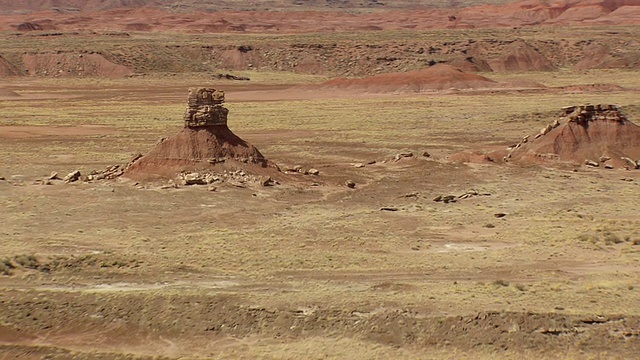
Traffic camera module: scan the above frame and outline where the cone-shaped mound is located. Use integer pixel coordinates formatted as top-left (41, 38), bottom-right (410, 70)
top-left (508, 104), bottom-right (640, 169)
top-left (487, 43), bottom-right (556, 72)
top-left (320, 64), bottom-right (497, 93)
top-left (124, 88), bottom-right (275, 180)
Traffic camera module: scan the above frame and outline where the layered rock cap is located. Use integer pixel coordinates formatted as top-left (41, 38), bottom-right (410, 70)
top-left (183, 88), bottom-right (228, 127)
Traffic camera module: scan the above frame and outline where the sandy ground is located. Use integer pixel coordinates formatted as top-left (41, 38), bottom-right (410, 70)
top-left (0, 74), bottom-right (639, 359)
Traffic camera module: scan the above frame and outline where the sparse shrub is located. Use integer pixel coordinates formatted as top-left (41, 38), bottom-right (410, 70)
top-left (493, 279), bottom-right (509, 287)
top-left (14, 254), bottom-right (39, 269)
top-left (603, 232), bottom-right (623, 245)
top-left (0, 258), bottom-right (15, 275)
top-left (577, 234), bottom-right (592, 242)
top-left (514, 283), bottom-right (527, 292)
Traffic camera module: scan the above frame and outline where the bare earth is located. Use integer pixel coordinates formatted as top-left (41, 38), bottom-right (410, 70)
top-left (1, 1), bottom-right (640, 359)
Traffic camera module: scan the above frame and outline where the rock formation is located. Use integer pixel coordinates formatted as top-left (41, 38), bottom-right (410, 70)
top-left (507, 104), bottom-right (640, 168)
top-left (183, 88), bottom-right (228, 127)
top-left (124, 88), bottom-right (274, 180)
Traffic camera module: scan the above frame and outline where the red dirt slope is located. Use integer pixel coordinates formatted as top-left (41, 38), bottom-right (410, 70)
top-left (508, 104), bottom-right (640, 168)
top-left (125, 125), bottom-right (273, 180)
top-left (320, 64), bottom-right (497, 93)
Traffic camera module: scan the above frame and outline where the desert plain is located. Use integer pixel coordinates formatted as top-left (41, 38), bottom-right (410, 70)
top-left (1, 1), bottom-right (640, 359)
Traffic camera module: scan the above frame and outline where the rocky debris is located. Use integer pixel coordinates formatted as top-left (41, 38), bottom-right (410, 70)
top-left (433, 195), bottom-right (457, 203)
top-left (284, 165), bottom-right (321, 177)
top-left (434, 189), bottom-right (491, 203)
top-left (494, 212), bottom-right (507, 218)
top-left (394, 151), bottom-right (414, 161)
top-left (585, 160), bottom-right (599, 167)
top-left (63, 170), bottom-right (81, 183)
top-left (345, 180), bottom-right (356, 188)
top-left (0, 177), bottom-right (5, 181)
top-left (353, 163), bottom-right (365, 168)
top-left (622, 157), bottom-right (639, 169)
top-left (207, 185), bottom-right (217, 192)
top-left (261, 177), bottom-right (277, 186)
top-left (604, 164), bottom-right (614, 169)
top-left (561, 104), bottom-right (625, 124)
top-left (379, 207), bottom-right (399, 211)
top-left (214, 73), bottom-right (250, 81)
top-left (178, 172), bottom-right (219, 186)
top-left (160, 180), bottom-right (179, 189)
top-left (183, 88), bottom-right (228, 127)
top-left (176, 169), bottom-right (274, 188)
top-left (87, 165), bottom-right (124, 181)
top-left (33, 179), bottom-right (53, 186)
top-left (422, 151), bottom-right (431, 158)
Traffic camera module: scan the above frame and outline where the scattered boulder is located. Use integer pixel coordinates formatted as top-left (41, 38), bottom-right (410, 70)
top-left (214, 73), bottom-right (250, 81)
top-left (345, 180), bottom-right (356, 188)
top-left (434, 189), bottom-right (491, 203)
top-left (261, 177), bottom-right (277, 186)
top-left (307, 168), bottom-right (320, 175)
top-left (394, 151), bottom-right (414, 161)
top-left (622, 157), bottom-right (639, 169)
top-left (63, 170), bottom-right (81, 183)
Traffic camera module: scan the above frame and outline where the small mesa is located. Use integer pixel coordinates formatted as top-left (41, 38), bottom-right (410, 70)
top-left (124, 88), bottom-right (277, 181)
top-left (506, 104), bottom-right (640, 169)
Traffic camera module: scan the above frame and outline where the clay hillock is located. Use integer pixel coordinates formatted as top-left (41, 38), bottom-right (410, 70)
top-left (320, 64), bottom-right (498, 93)
top-left (124, 88), bottom-right (276, 181)
top-left (507, 104), bottom-right (640, 169)
top-left (487, 42), bottom-right (556, 72)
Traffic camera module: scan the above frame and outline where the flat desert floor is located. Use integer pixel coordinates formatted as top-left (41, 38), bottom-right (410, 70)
top-left (1, 68), bottom-right (639, 359)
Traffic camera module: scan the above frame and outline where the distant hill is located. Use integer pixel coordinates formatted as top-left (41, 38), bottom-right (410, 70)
top-left (0, 0), bottom-right (513, 14)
